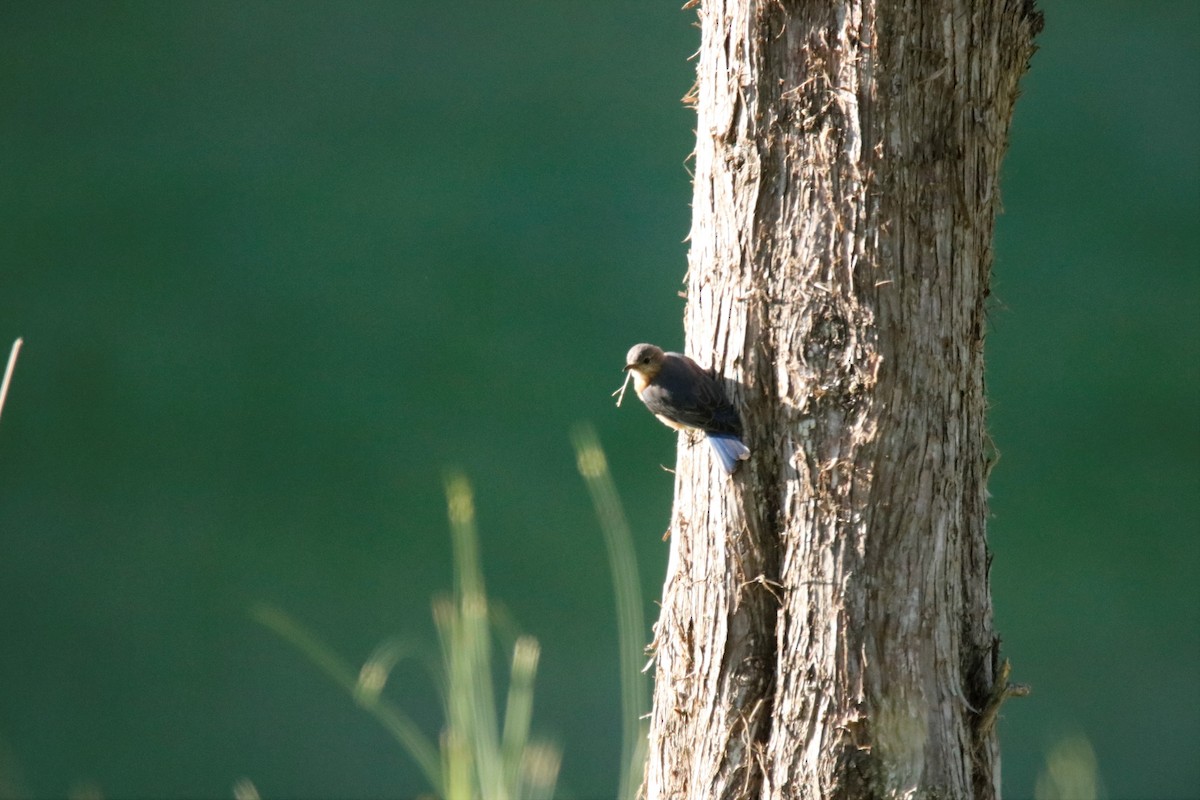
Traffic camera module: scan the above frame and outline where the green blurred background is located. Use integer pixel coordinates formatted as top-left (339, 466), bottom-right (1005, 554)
top-left (0, 2), bottom-right (1195, 798)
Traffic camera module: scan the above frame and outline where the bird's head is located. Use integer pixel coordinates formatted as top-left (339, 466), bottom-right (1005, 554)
top-left (623, 343), bottom-right (666, 379)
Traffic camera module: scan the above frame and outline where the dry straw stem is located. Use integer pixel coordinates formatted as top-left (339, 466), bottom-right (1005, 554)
top-left (0, 338), bottom-right (23, 425)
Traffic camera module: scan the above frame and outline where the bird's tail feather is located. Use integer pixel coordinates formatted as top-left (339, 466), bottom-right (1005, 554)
top-left (706, 433), bottom-right (750, 475)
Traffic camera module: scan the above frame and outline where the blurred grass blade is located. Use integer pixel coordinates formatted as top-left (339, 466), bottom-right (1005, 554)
top-left (254, 473), bottom-right (558, 800)
top-left (442, 471), bottom-right (505, 800)
top-left (1035, 734), bottom-right (1102, 800)
top-left (519, 740), bottom-right (562, 800)
top-left (251, 603), bottom-right (442, 792)
top-left (500, 635), bottom-right (540, 790)
top-left (231, 778), bottom-right (260, 800)
top-left (441, 725), bottom-right (472, 800)
top-left (571, 424), bottom-right (650, 800)
top-left (355, 633), bottom-right (422, 705)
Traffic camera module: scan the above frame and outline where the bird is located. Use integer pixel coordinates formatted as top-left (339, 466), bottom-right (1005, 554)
top-left (621, 343), bottom-right (750, 475)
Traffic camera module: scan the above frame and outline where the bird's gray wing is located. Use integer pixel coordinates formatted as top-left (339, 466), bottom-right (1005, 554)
top-left (641, 353), bottom-right (742, 435)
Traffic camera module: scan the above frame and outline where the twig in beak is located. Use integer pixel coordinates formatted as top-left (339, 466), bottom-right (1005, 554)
top-left (612, 370), bottom-right (632, 407)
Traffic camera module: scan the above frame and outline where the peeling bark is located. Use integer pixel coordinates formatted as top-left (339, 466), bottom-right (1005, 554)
top-left (644, 2), bottom-right (1040, 798)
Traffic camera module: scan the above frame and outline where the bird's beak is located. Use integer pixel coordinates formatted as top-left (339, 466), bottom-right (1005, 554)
top-left (622, 363), bottom-right (634, 371)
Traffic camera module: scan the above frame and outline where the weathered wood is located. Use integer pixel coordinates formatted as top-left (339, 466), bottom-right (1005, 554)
top-left (644, 2), bottom-right (1040, 798)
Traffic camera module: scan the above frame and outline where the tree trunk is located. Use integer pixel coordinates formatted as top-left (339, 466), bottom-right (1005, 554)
top-left (644, 2), bottom-right (1041, 798)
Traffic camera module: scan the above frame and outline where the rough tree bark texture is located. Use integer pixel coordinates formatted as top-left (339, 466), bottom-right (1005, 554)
top-left (644, 2), bottom-right (1040, 798)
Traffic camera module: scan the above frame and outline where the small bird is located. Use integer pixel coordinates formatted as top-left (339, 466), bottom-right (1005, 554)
top-left (621, 343), bottom-right (750, 475)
